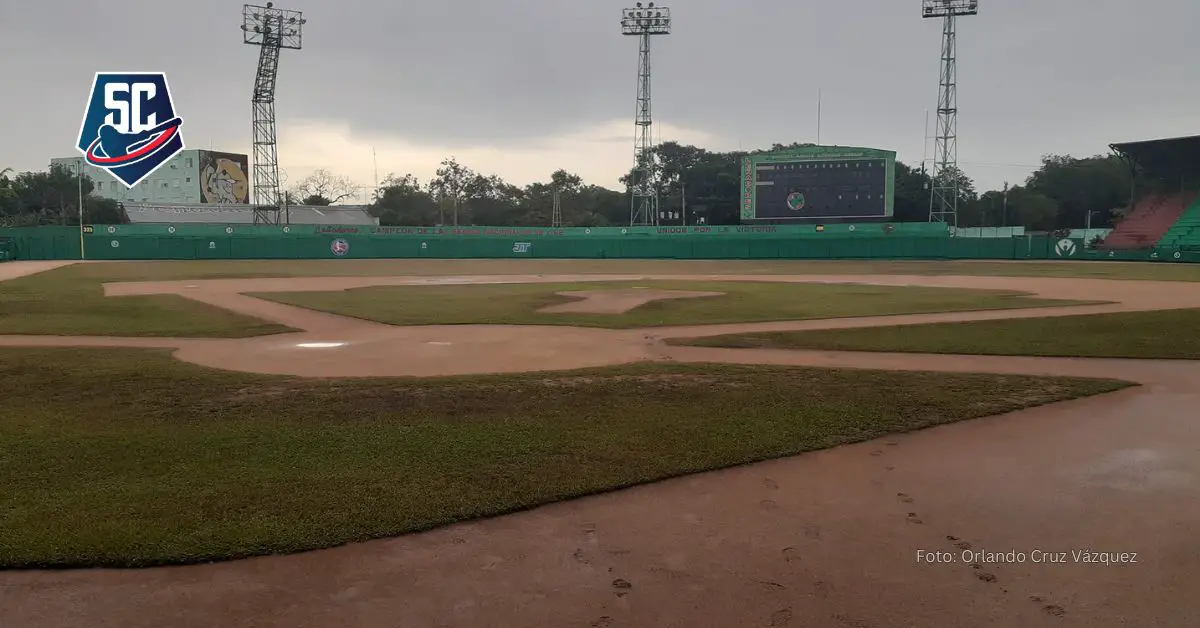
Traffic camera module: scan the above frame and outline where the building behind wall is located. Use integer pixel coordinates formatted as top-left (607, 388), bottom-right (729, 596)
top-left (50, 149), bottom-right (250, 205)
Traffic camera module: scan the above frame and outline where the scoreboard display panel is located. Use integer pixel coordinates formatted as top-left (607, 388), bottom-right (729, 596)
top-left (741, 146), bottom-right (896, 221)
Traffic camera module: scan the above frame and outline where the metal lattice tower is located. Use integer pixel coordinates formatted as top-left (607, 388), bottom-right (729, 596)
top-left (922, 0), bottom-right (977, 227)
top-left (621, 3), bottom-right (671, 226)
top-left (551, 187), bottom-right (563, 227)
top-left (242, 3), bottom-right (305, 225)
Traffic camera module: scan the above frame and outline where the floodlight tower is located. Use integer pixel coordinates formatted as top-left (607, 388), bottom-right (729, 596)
top-left (242, 2), bottom-right (306, 225)
top-left (922, 0), bottom-right (977, 227)
top-left (621, 2), bottom-right (671, 226)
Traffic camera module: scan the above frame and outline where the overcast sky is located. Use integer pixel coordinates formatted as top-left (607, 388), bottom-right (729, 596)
top-left (1, 0), bottom-right (1197, 200)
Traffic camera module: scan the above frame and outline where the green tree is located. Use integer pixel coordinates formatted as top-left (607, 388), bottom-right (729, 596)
top-left (370, 173), bottom-right (437, 226)
top-left (892, 162), bottom-right (933, 223)
top-left (1006, 186), bottom-right (1060, 231)
top-left (1024, 154), bottom-right (1130, 229)
top-left (932, 165), bottom-right (978, 202)
top-left (428, 157), bottom-right (476, 226)
top-left (0, 168), bottom-right (16, 224)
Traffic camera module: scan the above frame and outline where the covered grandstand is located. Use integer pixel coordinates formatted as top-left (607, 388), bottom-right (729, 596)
top-left (1105, 135), bottom-right (1200, 251)
top-left (120, 203), bottom-right (378, 227)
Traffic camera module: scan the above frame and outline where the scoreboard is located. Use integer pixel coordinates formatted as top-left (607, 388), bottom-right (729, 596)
top-left (741, 145), bottom-right (896, 221)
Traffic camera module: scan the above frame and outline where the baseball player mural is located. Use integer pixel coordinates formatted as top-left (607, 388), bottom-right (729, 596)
top-left (198, 151), bottom-right (250, 204)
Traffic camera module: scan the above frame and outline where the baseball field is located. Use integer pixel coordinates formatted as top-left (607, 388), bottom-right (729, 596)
top-left (2, 258), bottom-right (1197, 627)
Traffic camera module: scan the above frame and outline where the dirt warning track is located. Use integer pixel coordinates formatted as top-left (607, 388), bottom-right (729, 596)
top-left (2, 269), bottom-right (1199, 627)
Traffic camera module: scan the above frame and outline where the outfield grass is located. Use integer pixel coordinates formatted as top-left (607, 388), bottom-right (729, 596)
top-left (0, 270), bottom-right (292, 337)
top-left (254, 280), bottom-right (1086, 329)
top-left (0, 348), bottom-right (1131, 568)
top-left (670, 309), bottom-right (1200, 359)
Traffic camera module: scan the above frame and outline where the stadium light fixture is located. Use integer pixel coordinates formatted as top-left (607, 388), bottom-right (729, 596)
top-left (621, 2), bottom-right (672, 36)
top-left (921, 0), bottom-right (978, 18)
top-left (242, 2), bottom-right (306, 51)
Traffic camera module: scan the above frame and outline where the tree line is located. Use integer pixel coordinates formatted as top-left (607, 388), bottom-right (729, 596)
top-left (0, 166), bottom-right (124, 228)
top-left (2, 142), bottom-right (1135, 230)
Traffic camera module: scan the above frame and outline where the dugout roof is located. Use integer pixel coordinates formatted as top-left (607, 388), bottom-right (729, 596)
top-left (1109, 135), bottom-right (1200, 182)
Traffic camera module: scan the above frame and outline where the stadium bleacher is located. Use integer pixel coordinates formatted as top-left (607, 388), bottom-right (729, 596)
top-left (1155, 193), bottom-right (1200, 251)
top-left (1107, 134), bottom-right (1200, 251)
top-left (121, 203), bottom-right (378, 226)
top-left (1100, 193), bottom-right (1194, 250)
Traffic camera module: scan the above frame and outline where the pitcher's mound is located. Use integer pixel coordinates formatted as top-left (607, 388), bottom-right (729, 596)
top-left (538, 289), bottom-right (724, 314)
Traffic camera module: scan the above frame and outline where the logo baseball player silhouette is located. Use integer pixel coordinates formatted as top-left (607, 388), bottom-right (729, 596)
top-left (85, 116), bottom-right (183, 166)
top-left (76, 72), bottom-right (186, 187)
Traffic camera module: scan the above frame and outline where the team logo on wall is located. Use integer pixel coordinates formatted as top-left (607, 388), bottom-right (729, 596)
top-left (76, 72), bottom-right (185, 188)
top-left (1055, 238), bottom-right (1077, 257)
top-left (786, 191), bottom-right (807, 212)
top-left (330, 238), bottom-right (350, 256)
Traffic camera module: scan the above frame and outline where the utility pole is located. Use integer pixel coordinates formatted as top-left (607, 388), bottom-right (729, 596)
top-left (817, 88), bottom-right (822, 145)
top-left (1002, 180), bottom-right (1009, 227)
top-left (372, 146), bottom-right (379, 203)
top-left (680, 178), bottom-right (687, 226)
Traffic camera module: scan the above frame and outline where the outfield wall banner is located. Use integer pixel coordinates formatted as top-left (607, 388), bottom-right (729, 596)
top-left (3, 227), bottom-right (1197, 264)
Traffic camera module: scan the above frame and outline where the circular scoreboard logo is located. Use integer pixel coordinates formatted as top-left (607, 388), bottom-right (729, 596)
top-left (330, 238), bottom-right (350, 256)
top-left (786, 191), bottom-right (807, 212)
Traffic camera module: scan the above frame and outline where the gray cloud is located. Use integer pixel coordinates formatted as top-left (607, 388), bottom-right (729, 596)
top-left (1, 0), bottom-right (1198, 190)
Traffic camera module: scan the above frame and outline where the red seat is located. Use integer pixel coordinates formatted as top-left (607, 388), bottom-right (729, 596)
top-left (1101, 193), bottom-right (1193, 250)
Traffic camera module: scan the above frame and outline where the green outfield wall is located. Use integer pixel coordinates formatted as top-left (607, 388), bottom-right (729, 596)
top-left (1, 223), bottom-right (1196, 263)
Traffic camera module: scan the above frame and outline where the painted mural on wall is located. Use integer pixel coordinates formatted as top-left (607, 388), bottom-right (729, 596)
top-left (198, 151), bottom-right (250, 204)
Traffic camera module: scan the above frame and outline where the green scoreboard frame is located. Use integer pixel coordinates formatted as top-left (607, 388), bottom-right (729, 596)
top-left (741, 145), bottom-right (897, 221)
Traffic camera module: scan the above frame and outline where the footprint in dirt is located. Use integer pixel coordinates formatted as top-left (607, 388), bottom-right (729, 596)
top-left (768, 609), bottom-right (793, 626)
top-left (906, 512), bottom-right (923, 524)
top-left (760, 498), bottom-right (779, 511)
top-left (763, 478), bottom-right (780, 490)
top-left (804, 523), bottom-right (822, 539)
top-left (946, 536), bottom-right (972, 551)
top-left (897, 492), bottom-right (914, 504)
top-left (885, 465), bottom-right (896, 472)
top-left (590, 617), bottom-right (614, 628)
top-left (869, 449), bottom-right (885, 457)
top-left (975, 571), bottom-right (998, 583)
top-left (1030, 596), bottom-right (1066, 617)
top-left (781, 547), bottom-right (801, 562)
top-left (832, 614), bottom-right (872, 628)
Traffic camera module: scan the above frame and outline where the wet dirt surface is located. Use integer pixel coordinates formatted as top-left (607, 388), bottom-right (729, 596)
top-left (2, 268), bottom-right (1198, 627)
